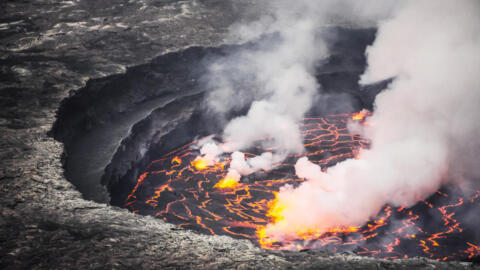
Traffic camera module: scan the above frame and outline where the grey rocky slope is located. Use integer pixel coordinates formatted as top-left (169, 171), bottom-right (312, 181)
top-left (0, 0), bottom-right (477, 269)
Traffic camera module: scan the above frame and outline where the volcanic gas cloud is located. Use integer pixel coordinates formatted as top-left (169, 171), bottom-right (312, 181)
top-left (198, 0), bottom-right (394, 191)
top-left (262, 0), bottom-right (480, 239)
top-left (124, 0), bottom-right (480, 261)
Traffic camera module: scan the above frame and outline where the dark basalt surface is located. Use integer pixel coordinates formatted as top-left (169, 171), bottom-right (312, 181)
top-left (0, 0), bottom-right (477, 269)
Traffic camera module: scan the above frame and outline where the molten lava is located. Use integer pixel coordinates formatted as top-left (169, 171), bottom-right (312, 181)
top-left (214, 174), bottom-right (239, 189)
top-left (191, 157), bottom-right (209, 170)
top-left (124, 113), bottom-right (480, 261)
top-left (351, 109), bottom-right (370, 121)
top-left (266, 192), bottom-right (287, 223)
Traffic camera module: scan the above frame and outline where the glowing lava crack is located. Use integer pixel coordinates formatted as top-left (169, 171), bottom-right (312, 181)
top-left (124, 113), bottom-right (480, 261)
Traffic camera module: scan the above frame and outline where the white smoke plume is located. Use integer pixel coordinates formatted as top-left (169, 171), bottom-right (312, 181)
top-left (201, 0), bottom-right (397, 180)
top-left (264, 0), bottom-right (480, 240)
top-left (198, 142), bottom-right (223, 166)
top-left (211, 12), bottom-right (323, 157)
top-left (227, 151), bottom-right (277, 182)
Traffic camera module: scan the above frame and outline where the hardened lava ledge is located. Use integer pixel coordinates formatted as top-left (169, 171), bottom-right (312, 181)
top-left (0, 0), bottom-right (477, 269)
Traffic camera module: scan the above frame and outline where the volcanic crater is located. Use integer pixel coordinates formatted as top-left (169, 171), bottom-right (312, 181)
top-left (2, 1), bottom-right (479, 268)
top-left (52, 26), bottom-right (480, 262)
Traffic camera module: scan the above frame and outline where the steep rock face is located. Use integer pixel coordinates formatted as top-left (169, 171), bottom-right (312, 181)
top-left (51, 46), bottom-right (217, 203)
top-left (0, 0), bottom-right (477, 269)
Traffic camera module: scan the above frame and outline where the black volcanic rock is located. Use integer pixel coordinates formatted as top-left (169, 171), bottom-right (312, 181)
top-left (0, 0), bottom-right (477, 269)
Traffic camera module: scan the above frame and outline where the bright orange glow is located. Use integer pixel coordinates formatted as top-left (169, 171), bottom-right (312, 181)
top-left (191, 158), bottom-right (209, 170)
top-left (255, 192), bottom-right (289, 248)
top-left (266, 192), bottom-right (287, 223)
top-left (352, 109), bottom-right (371, 121)
top-left (256, 191), bottom-right (364, 248)
top-left (171, 156), bottom-right (182, 165)
top-left (352, 114), bottom-right (364, 120)
top-left (256, 226), bottom-right (274, 247)
top-left (213, 175), bottom-right (239, 189)
top-left (329, 226), bottom-right (358, 233)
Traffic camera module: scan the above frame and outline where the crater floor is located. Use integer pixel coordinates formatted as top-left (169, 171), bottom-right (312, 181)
top-left (0, 0), bottom-right (477, 269)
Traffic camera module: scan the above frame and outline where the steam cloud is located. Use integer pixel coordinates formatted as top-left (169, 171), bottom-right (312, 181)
top-left (200, 0), bottom-right (397, 182)
top-left (264, 0), bottom-right (480, 240)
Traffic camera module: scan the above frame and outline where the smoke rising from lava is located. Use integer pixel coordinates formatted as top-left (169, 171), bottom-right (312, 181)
top-left (200, 0), bottom-right (397, 182)
top-left (264, 0), bottom-right (480, 241)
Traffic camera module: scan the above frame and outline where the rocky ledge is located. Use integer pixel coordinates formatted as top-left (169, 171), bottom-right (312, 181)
top-left (0, 0), bottom-right (477, 269)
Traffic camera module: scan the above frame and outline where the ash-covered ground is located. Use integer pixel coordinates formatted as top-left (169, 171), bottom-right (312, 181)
top-left (0, 0), bottom-right (478, 269)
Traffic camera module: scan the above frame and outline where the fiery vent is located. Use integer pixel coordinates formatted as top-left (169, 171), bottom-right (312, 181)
top-left (124, 113), bottom-right (480, 261)
top-left (191, 158), bottom-right (210, 170)
top-left (214, 175), bottom-right (240, 189)
top-left (351, 109), bottom-right (369, 121)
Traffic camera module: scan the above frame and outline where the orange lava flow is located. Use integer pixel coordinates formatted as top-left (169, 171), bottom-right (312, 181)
top-left (191, 158), bottom-right (209, 170)
top-left (123, 113), bottom-right (480, 261)
top-left (265, 192), bottom-right (287, 223)
top-left (351, 109), bottom-right (371, 121)
top-left (213, 175), bottom-right (239, 189)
